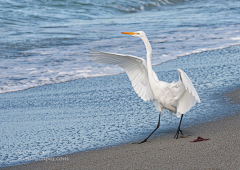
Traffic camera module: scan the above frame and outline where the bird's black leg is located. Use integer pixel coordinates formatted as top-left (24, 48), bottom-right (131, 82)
top-left (139, 112), bottom-right (161, 144)
top-left (174, 114), bottom-right (184, 139)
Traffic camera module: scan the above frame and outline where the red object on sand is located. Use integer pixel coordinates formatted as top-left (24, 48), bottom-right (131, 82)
top-left (190, 136), bottom-right (210, 142)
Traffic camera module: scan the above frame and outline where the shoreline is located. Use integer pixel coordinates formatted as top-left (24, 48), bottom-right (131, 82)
top-left (1, 44), bottom-right (240, 95)
top-left (2, 88), bottom-right (240, 170)
top-left (1, 44), bottom-right (240, 169)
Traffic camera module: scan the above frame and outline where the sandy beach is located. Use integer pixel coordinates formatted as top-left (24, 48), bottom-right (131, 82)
top-left (2, 88), bottom-right (240, 170)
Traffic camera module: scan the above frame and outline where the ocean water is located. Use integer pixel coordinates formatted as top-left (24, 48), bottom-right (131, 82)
top-left (1, 0), bottom-right (240, 168)
top-left (0, 0), bottom-right (240, 93)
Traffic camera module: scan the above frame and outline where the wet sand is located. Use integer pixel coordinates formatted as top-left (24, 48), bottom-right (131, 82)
top-left (3, 88), bottom-right (240, 170)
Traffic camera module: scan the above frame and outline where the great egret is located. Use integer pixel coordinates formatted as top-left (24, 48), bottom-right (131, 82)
top-left (89, 31), bottom-right (201, 143)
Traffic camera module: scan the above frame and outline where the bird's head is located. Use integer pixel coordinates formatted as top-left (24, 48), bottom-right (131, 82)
top-left (121, 31), bottom-right (146, 39)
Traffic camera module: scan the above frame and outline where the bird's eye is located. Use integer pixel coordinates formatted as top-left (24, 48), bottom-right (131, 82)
top-left (135, 33), bottom-right (140, 35)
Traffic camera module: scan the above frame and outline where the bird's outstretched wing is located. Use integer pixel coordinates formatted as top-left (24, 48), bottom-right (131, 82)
top-left (89, 50), bottom-right (154, 101)
top-left (176, 69), bottom-right (201, 117)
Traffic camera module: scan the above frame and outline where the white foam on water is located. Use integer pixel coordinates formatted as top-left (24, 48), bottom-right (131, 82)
top-left (1, 25), bottom-right (240, 93)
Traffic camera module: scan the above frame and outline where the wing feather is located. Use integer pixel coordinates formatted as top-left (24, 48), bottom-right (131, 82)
top-left (132, 73), bottom-right (142, 87)
top-left (89, 50), bottom-right (154, 101)
top-left (176, 69), bottom-right (201, 117)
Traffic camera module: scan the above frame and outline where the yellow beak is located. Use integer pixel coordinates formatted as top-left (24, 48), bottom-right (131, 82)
top-left (121, 32), bottom-right (135, 35)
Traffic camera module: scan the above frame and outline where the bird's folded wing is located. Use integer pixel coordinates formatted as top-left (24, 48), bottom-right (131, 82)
top-left (176, 69), bottom-right (201, 117)
top-left (89, 50), bottom-right (154, 101)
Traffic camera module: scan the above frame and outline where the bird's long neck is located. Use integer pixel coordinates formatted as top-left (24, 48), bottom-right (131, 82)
top-left (142, 36), bottom-right (154, 81)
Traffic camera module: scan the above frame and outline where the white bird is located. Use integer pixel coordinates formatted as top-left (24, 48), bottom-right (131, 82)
top-left (89, 31), bottom-right (201, 143)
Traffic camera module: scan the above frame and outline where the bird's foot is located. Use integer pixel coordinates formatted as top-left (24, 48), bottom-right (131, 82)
top-left (174, 128), bottom-right (184, 139)
top-left (138, 139), bottom-right (148, 144)
top-left (131, 139), bottom-right (148, 144)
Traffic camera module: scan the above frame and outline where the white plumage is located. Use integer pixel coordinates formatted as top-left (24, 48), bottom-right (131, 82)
top-left (90, 50), bottom-right (154, 101)
top-left (176, 69), bottom-right (201, 117)
top-left (89, 31), bottom-right (200, 142)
